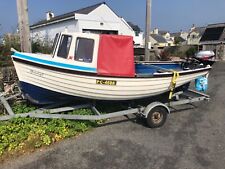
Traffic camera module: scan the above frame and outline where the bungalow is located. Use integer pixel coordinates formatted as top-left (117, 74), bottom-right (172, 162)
top-left (200, 23), bottom-right (225, 60)
top-left (150, 28), bottom-right (168, 47)
top-left (152, 29), bottom-right (187, 46)
top-left (30, 2), bottom-right (143, 45)
top-left (152, 29), bottom-right (175, 46)
top-left (160, 31), bottom-right (175, 46)
top-left (150, 34), bottom-right (168, 48)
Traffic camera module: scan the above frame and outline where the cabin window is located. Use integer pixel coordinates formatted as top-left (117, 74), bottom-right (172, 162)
top-left (75, 37), bottom-right (94, 63)
top-left (57, 35), bottom-right (72, 59)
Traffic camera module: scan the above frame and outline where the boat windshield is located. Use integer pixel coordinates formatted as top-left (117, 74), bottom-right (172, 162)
top-left (57, 35), bottom-right (72, 59)
top-left (52, 33), bottom-right (60, 56)
top-left (75, 37), bottom-right (94, 63)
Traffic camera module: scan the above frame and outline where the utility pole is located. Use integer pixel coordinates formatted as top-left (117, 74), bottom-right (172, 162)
top-left (0, 24), bottom-right (2, 38)
top-left (16, 0), bottom-right (32, 52)
top-left (145, 0), bottom-right (152, 61)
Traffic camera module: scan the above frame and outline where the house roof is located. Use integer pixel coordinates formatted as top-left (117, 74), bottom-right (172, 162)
top-left (151, 34), bottom-right (167, 43)
top-left (208, 22), bottom-right (225, 28)
top-left (170, 31), bottom-right (184, 37)
top-left (175, 36), bottom-right (186, 42)
top-left (190, 27), bottom-right (206, 36)
top-left (158, 30), bottom-right (169, 35)
top-left (170, 32), bottom-right (181, 37)
top-left (30, 2), bottom-right (106, 29)
top-left (200, 24), bottom-right (225, 42)
top-left (127, 22), bottom-right (141, 33)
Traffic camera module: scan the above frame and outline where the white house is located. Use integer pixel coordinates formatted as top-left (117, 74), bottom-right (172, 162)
top-left (151, 28), bottom-right (176, 46)
top-left (30, 2), bottom-right (143, 45)
top-left (127, 22), bottom-right (144, 47)
top-left (187, 25), bottom-right (206, 45)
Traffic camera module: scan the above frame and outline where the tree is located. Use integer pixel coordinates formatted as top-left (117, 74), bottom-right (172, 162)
top-left (186, 46), bottom-right (198, 57)
top-left (174, 37), bottom-right (184, 45)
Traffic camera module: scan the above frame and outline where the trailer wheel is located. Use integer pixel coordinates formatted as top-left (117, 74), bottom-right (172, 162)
top-left (146, 106), bottom-right (168, 128)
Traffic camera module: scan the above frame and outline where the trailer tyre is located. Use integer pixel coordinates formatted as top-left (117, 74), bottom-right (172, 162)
top-left (146, 106), bottom-right (168, 128)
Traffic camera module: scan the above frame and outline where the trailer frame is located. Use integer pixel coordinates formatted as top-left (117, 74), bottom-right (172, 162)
top-left (0, 89), bottom-right (210, 128)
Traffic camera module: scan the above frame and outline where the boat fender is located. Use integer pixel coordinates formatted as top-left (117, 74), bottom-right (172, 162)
top-left (142, 102), bottom-right (170, 118)
top-left (195, 76), bottom-right (208, 92)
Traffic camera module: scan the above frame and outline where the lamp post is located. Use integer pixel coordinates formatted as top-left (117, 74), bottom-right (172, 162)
top-left (145, 0), bottom-right (152, 61)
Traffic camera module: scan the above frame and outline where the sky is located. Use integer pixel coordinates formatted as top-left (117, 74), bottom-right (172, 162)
top-left (1, 0), bottom-right (225, 36)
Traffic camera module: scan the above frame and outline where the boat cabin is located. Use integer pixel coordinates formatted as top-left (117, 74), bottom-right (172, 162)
top-left (52, 32), bottom-right (181, 78)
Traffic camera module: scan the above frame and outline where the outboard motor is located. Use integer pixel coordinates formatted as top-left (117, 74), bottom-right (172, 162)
top-left (194, 51), bottom-right (215, 66)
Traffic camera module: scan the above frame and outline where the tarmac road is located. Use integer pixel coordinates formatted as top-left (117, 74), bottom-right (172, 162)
top-left (2, 62), bottom-right (225, 169)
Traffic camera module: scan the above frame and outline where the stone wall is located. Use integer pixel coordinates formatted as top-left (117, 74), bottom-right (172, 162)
top-left (203, 44), bottom-right (225, 60)
top-left (0, 66), bottom-right (17, 91)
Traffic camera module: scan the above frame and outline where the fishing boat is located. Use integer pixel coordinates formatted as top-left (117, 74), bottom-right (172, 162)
top-left (11, 32), bottom-right (211, 105)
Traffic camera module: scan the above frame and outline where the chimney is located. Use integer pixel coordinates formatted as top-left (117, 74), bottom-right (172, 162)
top-left (46, 11), bottom-right (54, 21)
top-left (153, 28), bottom-right (159, 34)
top-left (191, 24), bottom-right (196, 31)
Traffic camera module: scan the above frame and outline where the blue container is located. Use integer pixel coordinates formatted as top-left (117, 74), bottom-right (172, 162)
top-left (195, 76), bottom-right (208, 92)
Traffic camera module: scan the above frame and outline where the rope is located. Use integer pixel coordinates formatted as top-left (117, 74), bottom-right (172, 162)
top-left (169, 71), bottom-right (180, 100)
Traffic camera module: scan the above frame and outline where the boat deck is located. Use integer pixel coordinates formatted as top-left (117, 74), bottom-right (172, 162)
top-left (135, 63), bottom-right (183, 76)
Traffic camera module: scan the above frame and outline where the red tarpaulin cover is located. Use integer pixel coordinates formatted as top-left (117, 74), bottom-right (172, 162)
top-left (97, 34), bottom-right (135, 77)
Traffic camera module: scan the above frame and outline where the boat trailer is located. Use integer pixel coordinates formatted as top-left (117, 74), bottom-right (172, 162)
top-left (0, 89), bottom-right (210, 128)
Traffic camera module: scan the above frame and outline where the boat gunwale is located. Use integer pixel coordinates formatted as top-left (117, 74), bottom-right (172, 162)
top-left (12, 53), bottom-right (211, 79)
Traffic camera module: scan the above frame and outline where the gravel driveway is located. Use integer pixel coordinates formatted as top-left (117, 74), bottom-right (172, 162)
top-left (2, 62), bottom-right (225, 169)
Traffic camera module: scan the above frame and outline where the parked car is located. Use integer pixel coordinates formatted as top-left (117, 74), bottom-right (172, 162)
top-left (194, 50), bottom-right (215, 66)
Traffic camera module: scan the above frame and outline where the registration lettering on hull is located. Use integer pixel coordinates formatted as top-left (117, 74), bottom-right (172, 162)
top-left (96, 79), bottom-right (117, 86)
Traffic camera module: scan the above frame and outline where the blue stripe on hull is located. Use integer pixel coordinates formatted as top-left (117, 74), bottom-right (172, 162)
top-left (20, 82), bottom-right (79, 105)
top-left (13, 52), bottom-right (97, 72)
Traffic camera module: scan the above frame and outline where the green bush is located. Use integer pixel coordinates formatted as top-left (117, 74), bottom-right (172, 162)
top-left (32, 41), bottom-right (53, 54)
top-left (0, 33), bottom-right (19, 66)
top-left (185, 46), bottom-right (198, 57)
top-left (0, 34), bottom-right (53, 67)
top-left (163, 45), bottom-right (198, 59)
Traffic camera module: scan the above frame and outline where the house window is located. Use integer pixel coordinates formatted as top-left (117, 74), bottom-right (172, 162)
top-left (192, 35), bottom-right (196, 39)
top-left (75, 37), bottom-right (94, 63)
top-left (57, 35), bottom-right (72, 59)
top-left (135, 31), bottom-right (139, 36)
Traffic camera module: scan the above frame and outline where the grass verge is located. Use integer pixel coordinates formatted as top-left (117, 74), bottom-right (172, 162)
top-left (0, 102), bottom-right (98, 160)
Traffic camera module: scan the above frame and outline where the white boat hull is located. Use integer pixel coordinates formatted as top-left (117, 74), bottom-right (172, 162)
top-left (13, 59), bottom-right (210, 103)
